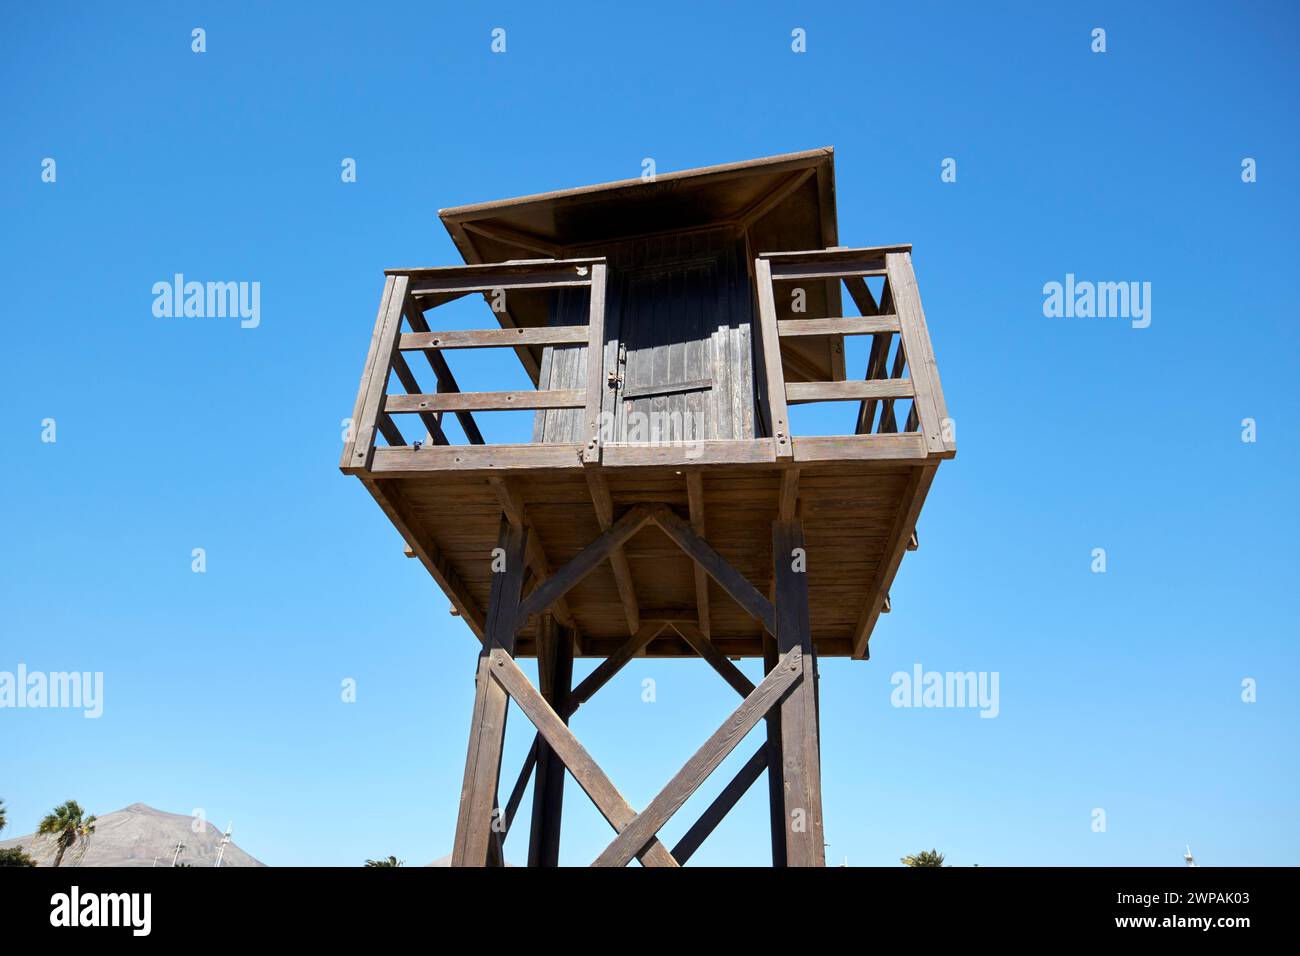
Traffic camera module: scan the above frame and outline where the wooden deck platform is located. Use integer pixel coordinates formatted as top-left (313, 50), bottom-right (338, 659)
top-left (360, 441), bottom-right (939, 660)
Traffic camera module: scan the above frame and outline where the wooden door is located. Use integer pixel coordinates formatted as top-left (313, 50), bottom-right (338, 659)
top-left (532, 229), bottom-right (756, 445)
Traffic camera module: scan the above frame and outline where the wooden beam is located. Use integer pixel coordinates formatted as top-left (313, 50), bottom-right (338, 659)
top-left (488, 648), bottom-right (679, 867)
top-left (786, 379), bottom-right (914, 404)
top-left (510, 621), bottom-right (666, 845)
top-left (649, 506), bottom-right (776, 637)
top-left (451, 516), bottom-right (529, 866)
top-left (772, 518), bottom-right (825, 866)
top-left (778, 468), bottom-right (800, 521)
top-left (400, 301), bottom-right (486, 445)
top-left (670, 745), bottom-right (769, 865)
top-left (841, 274), bottom-right (882, 317)
top-left (671, 621), bottom-right (755, 699)
top-left (385, 389), bottom-right (584, 414)
top-left (777, 315), bottom-right (899, 338)
top-left (343, 275), bottom-right (409, 472)
top-left (460, 219), bottom-right (568, 259)
top-left (371, 442), bottom-right (584, 475)
top-left (501, 741), bottom-right (536, 837)
top-left (340, 276), bottom-right (397, 470)
top-left (387, 258), bottom-right (605, 279)
top-left (754, 257), bottom-right (792, 458)
top-left (592, 647), bottom-right (803, 867)
top-left (399, 326), bottom-right (589, 351)
top-left (513, 504), bottom-right (654, 633)
top-left (528, 619), bottom-right (573, 867)
top-left (389, 350), bottom-right (448, 446)
top-left (735, 167), bottom-right (817, 230)
top-left (584, 470), bottom-right (640, 636)
top-left (408, 274), bottom-right (592, 296)
top-left (488, 477), bottom-right (576, 632)
top-left (886, 252), bottom-right (952, 453)
top-left (852, 463), bottom-right (938, 658)
top-left (768, 263), bottom-right (886, 282)
top-left (760, 244), bottom-right (911, 263)
top-left (762, 631), bottom-right (787, 867)
top-left (359, 479), bottom-right (485, 637)
top-left (685, 472), bottom-right (710, 638)
top-left (568, 621), bottom-right (666, 712)
top-left (790, 434), bottom-right (930, 464)
top-left (581, 263), bottom-right (608, 463)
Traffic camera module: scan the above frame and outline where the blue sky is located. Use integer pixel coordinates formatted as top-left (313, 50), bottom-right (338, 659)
top-left (1, 1), bottom-right (1297, 866)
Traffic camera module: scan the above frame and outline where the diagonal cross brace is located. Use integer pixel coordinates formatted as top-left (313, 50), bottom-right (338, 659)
top-left (487, 649), bottom-right (680, 867)
top-left (592, 646), bottom-right (803, 867)
top-left (512, 504), bottom-right (655, 634)
top-left (649, 506), bottom-right (777, 637)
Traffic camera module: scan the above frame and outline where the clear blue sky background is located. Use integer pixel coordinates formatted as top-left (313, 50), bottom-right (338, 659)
top-left (2, 1), bottom-right (1296, 867)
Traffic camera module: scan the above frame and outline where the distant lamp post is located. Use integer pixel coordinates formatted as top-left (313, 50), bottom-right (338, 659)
top-left (1184, 844), bottom-right (1198, 868)
top-left (214, 823), bottom-right (233, 868)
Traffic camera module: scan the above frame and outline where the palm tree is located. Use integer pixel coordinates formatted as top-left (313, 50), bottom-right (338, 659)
top-left (0, 847), bottom-right (37, 867)
top-left (37, 800), bottom-right (97, 868)
top-left (364, 855), bottom-right (403, 867)
top-left (901, 848), bottom-right (946, 867)
top-left (0, 798), bottom-right (7, 833)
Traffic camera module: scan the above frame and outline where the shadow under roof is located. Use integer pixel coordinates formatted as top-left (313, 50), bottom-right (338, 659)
top-left (438, 147), bottom-right (839, 262)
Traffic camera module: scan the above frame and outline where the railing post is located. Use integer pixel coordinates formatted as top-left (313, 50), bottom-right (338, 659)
top-left (582, 262), bottom-right (608, 464)
top-left (885, 252), bottom-right (951, 455)
top-left (754, 257), bottom-right (793, 458)
top-left (341, 273), bottom-right (409, 473)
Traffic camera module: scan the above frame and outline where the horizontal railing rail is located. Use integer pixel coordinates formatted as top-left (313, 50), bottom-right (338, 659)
top-left (340, 258), bottom-right (608, 474)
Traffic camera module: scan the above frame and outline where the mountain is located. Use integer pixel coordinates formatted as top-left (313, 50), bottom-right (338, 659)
top-left (0, 802), bottom-right (265, 867)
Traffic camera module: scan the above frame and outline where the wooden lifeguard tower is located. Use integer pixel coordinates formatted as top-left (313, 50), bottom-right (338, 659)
top-left (340, 147), bottom-right (954, 867)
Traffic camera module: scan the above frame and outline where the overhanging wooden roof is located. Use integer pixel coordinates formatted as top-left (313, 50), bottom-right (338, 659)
top-left (436, 148), bottom-right (845, 384)
top-left (438, 147), bottom-right (839, 261)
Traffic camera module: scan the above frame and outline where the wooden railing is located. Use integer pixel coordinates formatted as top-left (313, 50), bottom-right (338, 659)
top-left (753, 245), bottom-right (954, 459)
top-left (340, 258), bottom-right (608, 474)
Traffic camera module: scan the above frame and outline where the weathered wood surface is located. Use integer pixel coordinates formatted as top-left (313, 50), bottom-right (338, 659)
top-left (352, 456), bottom-right (933, 658)
top-left (527, 620), bottom-right (572, 867)
top-left (399, 327), bottom-right (589, 350)
top-left (669, 744), bottom-right (770, 865)
top-left (772, 519), bottom-right (825, 866)
top-left (488, 649), bottom-right (679, 867)
top-left (592, 646), bottom-right (802, 867)
top-left (451, 516), bottom-right (528, 866)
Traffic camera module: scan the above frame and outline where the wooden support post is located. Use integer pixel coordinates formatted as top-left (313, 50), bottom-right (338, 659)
top-left (342, 274), bottom-right (410, 473)
top-left (754, 257), bottom-right (793, 458)
top-left (581, 262), bottom-right (608, 464)
top-left (762, 630), bottom-right (787, 868)
top-left (528, 620), bottom-right (573, 867)
top-left (772, 518), bottom-right (825, 866)
top-left (451, 516), bottom-right (529, 867)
